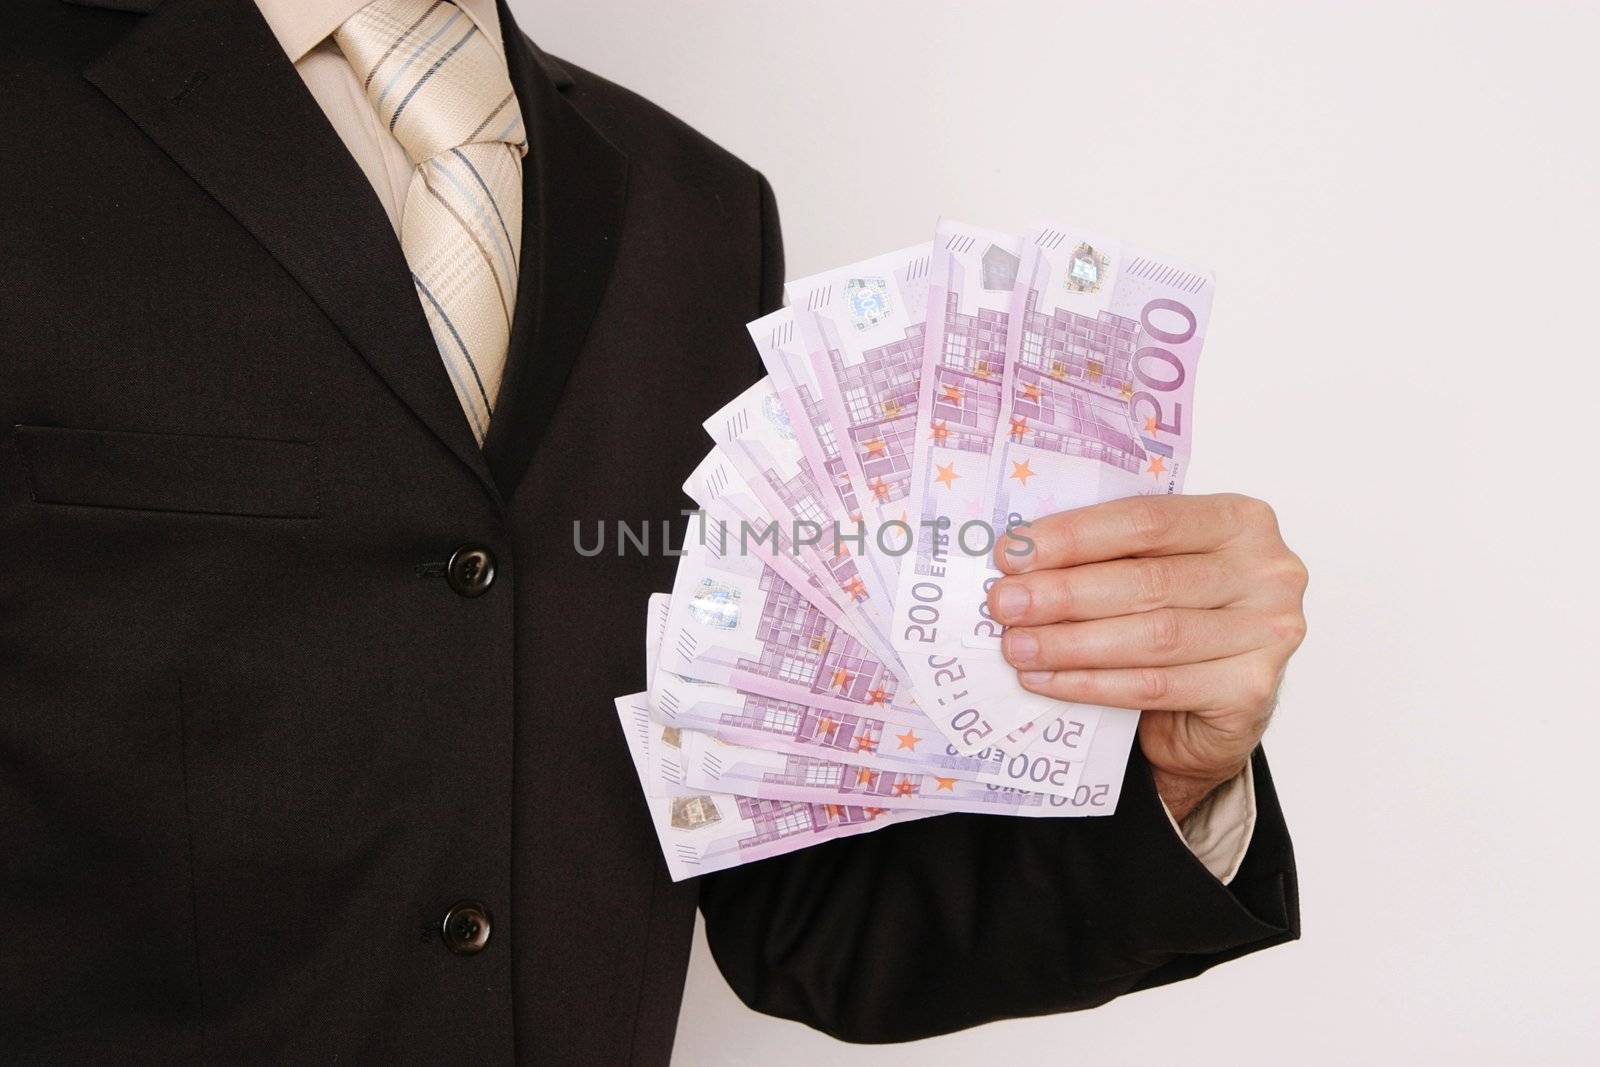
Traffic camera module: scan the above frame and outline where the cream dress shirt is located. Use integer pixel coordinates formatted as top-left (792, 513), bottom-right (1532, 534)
top-left (252, 0), bottom-right (1256, 884)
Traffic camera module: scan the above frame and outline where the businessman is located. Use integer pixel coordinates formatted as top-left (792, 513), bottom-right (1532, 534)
top-left (0, 0), bottom-right (1306, 1061)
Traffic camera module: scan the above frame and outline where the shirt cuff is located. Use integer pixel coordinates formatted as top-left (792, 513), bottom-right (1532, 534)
top-left (1160, 764), bottom-right (1257, 885)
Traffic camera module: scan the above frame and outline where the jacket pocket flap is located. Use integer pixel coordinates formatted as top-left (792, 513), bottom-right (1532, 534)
top-left (11, 425), bottom-right (319, 518)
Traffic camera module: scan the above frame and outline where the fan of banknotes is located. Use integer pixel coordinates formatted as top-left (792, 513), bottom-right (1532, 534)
top-left (613, 218), bottom-right (1212, 879)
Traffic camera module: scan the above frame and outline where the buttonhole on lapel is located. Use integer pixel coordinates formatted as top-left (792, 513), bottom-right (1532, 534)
top-left (169, 70), bottom-right (208, 103)
top-left (414, 561), bottom-right (448, 579)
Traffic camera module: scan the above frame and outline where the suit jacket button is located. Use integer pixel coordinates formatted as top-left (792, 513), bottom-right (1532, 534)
top-left (441, 901), bottom-right (492, 955)
top-left (447, 544), bottom-right (496, 597)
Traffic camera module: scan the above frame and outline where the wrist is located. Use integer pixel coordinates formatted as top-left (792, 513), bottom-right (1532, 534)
top-left (1153, 763), bottom-right (1244, 822)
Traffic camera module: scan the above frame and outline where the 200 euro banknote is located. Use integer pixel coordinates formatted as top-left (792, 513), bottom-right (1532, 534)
top-left (748, 309), bottom-right (863, 531)
top-left (645, 594), bottom-right (1099, 798)
top-left (963, 223), bottom-right (1214, 652)
top-left (671, 724), bottom-right (1090, 816)
top-left (786, 244), bottom-right (931, 567)
top-left (682, 449), bottom-right (901, 672)
top-left (703, 378), bottom-right (879, 618)
top-left (659, 518), bottom-right (919, 721)
top-left (614, 692), bottom-right (932, 881)
top-left (893, 220), bottom-right (1022, 655)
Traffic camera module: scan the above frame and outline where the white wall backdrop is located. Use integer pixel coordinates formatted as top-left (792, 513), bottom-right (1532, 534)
top-left (510, 2), bottom-right (1600, 1063)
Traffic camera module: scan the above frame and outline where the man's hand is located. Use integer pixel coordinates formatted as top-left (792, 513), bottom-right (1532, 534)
top-left (988, 494), bottom-right (1308, 821)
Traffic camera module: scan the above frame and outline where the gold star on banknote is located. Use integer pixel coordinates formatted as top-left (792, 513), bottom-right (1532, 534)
top-left (856, 768), bottom-right (877, 787)
top-left (1147, 455), bottom-right (1166, 479)
top-left (930, 419), bottom-right (950, 444)
top-left (1023, 381), bottom-right (1042, 401)
top-left (935, 462), bottom-right (959, 489)
top-left (895, 729), bottom-right (921, 750)
top-left (893, 780), bottom-right (916, 796)
top-left (1010, 460), bottom-right (1035, 485)
top-left (934, 777), bottom-right (957, 792)
top-left (1009, 415), bottom-right (1028, 441)
top-left (864, 436), bottom-right (886, 455)
top-left (831, 668), bottom-right (853, 690)
top-left (942, 384), bottom-right (963, 404)
top-left (1144, 415), bottom-right (1160, 434)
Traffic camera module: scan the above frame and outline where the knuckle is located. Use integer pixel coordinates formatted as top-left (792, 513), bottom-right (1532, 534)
top-left (1134, 667), bottom-right (1170, 704)
top-left (1280, 551), bottom-right (1311, 595)
top-left (1145, 610), bottom-right (1184, 656)
top-left (1273, 610), bottom-right (1308, 649)
top-left (1042, 515), bottom-right (1080, 568)
top-left (1257, 552), bottom-right (1309, 601)
top-left (1243, 666), bottom-right (1281, 710)
top-left (1247, 496), bottom-right (1279, 529)
top-left (1127, 497), bottom-right (1173, 549)
top-left (1212, 493), bottom-right (1246, 531)
top-left (1134, 557), bottom-right (1174, 608)
top-left (1045, 572), bottom-right (1075, 618)
top-left (1064, 513), bottom-right (1091, 558)
top-left (1223, 493), bottom-right (1275, 535)
top-left (1249, 549), bottom-right (1307, 602)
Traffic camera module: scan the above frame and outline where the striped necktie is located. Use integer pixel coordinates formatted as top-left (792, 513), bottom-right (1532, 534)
top-left (335, 0), bottom-right (527, 444)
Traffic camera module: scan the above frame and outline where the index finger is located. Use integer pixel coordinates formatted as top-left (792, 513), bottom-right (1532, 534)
top-left (994, 494), bottom-right (1255, 574)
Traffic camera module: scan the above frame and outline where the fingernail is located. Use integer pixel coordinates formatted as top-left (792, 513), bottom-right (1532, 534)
top-left (1019, 670), bottom-right (1054, 687)
top-left (1004, 629), bottom-right (1039, 665)
top-left (993, 582), bottom-right (1030, 622)
top-left (994, 536), bottom-right (1029, 572)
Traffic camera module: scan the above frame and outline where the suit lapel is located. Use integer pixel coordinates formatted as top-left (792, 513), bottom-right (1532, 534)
top-left (483, 3), bottom-right (630, 500)
top-left (83, 0), bottom-right (502, 503)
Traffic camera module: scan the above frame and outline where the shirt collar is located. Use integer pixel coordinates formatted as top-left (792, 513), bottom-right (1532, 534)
top-left (254, 0), bottom-right (504, 64)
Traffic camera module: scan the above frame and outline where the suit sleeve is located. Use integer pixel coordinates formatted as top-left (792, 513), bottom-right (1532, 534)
top-left (698, 745), bottom-right (1299, 1043)
top-left (697, 176), bottom-right (1299, 1042)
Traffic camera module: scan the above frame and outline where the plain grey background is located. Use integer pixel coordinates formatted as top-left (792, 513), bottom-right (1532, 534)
top-left (510, 2), bottom-right (1600, 1063)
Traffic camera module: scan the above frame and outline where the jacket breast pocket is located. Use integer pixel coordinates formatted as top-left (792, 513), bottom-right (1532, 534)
top-left (8, 424), bottom-right (320, 519)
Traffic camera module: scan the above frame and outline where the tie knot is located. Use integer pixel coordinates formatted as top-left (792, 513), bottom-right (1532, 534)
top-left (334, 0), bottom-right (527, 166)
